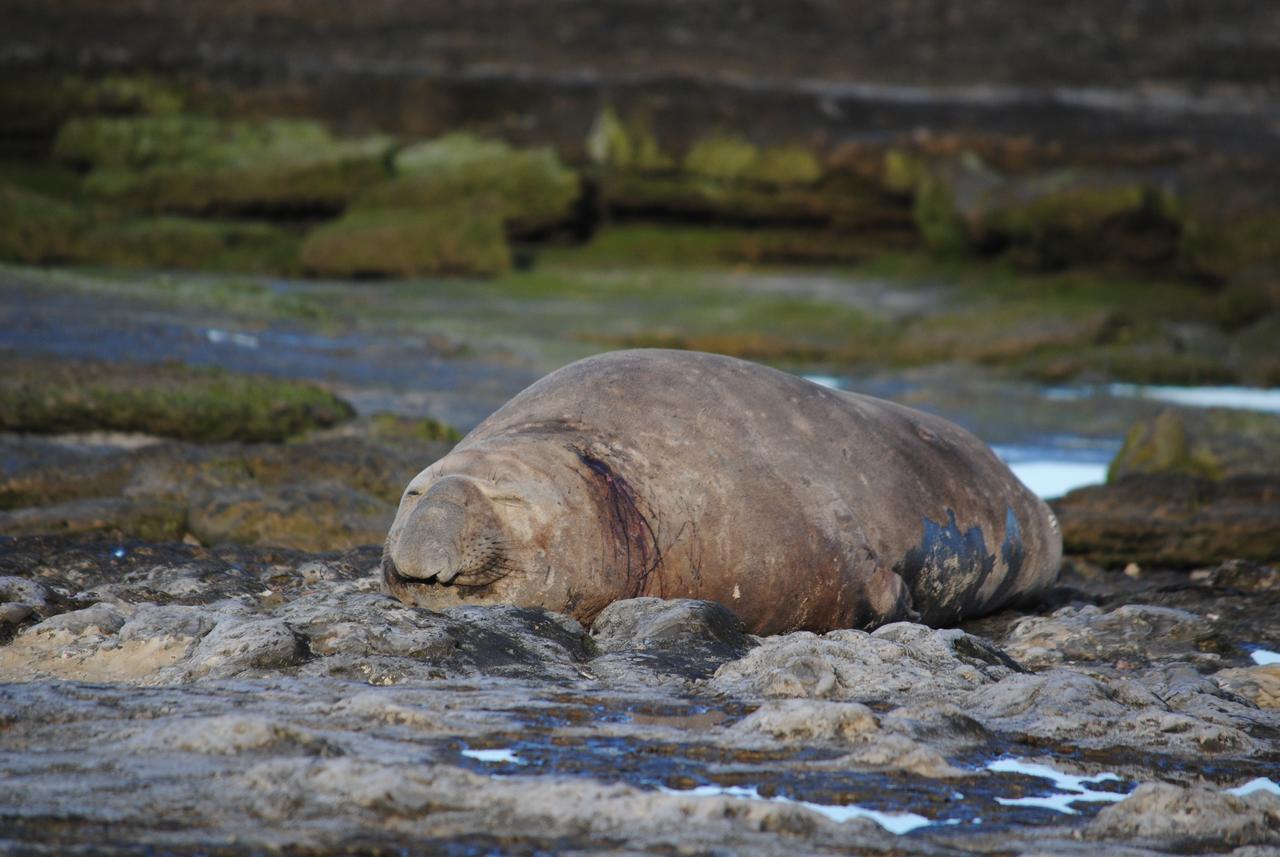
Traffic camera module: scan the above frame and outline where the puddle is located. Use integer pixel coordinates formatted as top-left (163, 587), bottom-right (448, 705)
top-left (461, 747), bottom-right (527, 765)
top-left (1226, 777), bottom-right (1280, 797)
top-left (658, 783), bottom-right (942, 835)
top-left (1249, 648), bottom-right (1280, 666)
top-left (986, 758), bottom-right (1130, 815)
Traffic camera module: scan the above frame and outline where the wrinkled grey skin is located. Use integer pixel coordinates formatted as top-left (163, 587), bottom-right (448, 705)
top-left (384, 350), bottom-right (1061, 634)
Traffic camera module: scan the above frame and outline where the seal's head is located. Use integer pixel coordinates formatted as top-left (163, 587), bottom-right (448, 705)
top-left (381, 440), bottom-right (625, 619)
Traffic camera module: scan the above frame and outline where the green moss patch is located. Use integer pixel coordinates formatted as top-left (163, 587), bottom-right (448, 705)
top-left (368, 414), bottom-right (463, 444)
top-left (77, 217), bottom-right (300, 274)
top-left (0, 182), bottom-right (300, 273)
top-left (55, 116), bottom-right (394, 215)
top-left (553, 223), bottom-right (901, 267)
top-left (0, 184), bottom-right (88, 263)
top-left (299, 206), bottom-right (510, 278)
top-left (585, 108), bottom-right (673, 172)
top-left (1109, 407), bottom-right (1280, 482)
top-left (0, 355), bottom-right (355, 442)
top-left (377, 133), bottom-right (580, 234)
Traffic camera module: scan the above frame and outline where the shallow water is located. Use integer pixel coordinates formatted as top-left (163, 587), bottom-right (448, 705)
top-left (3, 269), bottom-right (1273, 502)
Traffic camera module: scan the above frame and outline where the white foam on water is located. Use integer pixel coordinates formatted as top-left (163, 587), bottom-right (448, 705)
top-left (1108, 384), bottom-right (1280, 414)
top-left (658, 784), bottom-right (941, 834)
top-left (987, 757), bottom-right (1128, 815)
top-left (801, 374), bottom-right (844, 390)
top-left (460, 747), bottom-right (526, 765)
top-left (1250, 649), bottom-right (1280, 666)
top-left (1226, 777), bottom-right (1280, 797)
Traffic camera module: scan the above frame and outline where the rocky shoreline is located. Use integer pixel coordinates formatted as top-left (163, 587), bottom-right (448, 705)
top-left (1, 527), bottom-right (1277, 854)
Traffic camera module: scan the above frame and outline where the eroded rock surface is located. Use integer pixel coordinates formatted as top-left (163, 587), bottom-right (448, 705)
top-left (1, 534), bottom-right (1278, 855)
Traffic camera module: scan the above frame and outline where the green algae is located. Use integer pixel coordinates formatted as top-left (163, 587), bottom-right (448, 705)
top-left (378, 133), bottom-right (580, 234)
top-left (1109, 407), bottom-right (1280, 482)
top-left (0, 182), bottom-right (300, 274)
top-left (56, 115), bottom-right (394, 215)
top-left (0, 356), bottom-right (355, 443)
top-left (0, 184), bottom-right (87, 263)
top-left (78, 217), bottom-right (300, 274)
top-left (299, 206), bottom-right (510, 278)
top-left (586, 107), bottom-right (673, 172)
top-left (368, 414), bottom-right (463, 444)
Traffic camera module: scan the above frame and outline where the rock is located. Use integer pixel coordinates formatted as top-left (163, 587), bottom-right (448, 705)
top-left (1196, 559), bottom-right (1280, 593)
top-left (966, 667), bottom-right (1272, 755)
top-left (731, 699), bottom-right (879, 744)
top-left (30, 603), bottom-right (127, 636)
top-left (0, 495), bottom-right (189, 541)
top-left (709, 622), bottom-right (1018, 703)
top-left (54, 115), bottom-right (394, 216)
top-left (1052, 473), bottom-right (1280, 566)
top-left (1086, 782), bottom-right (1280, 846)
top-left (1109, 407), bottom-right (1280, 482)
top-left (183, 616), bottom-right (306, 679)
top-left (187, 481), bottom-right (394, 552)
top-left (300, 133), bottom-right (580, 277)
top-left (384, 133), bottom-right (580, 235)
top-left (968, 171), bottom-right (1181, 270)
top-left (0, 429), bottom-right (453, 550)
top-left (127, 714), bottom-right (339, 756)
top-left (0, 355), bottom-right (355, 443)
top-left (1002, 604), bottom-right (1217, 669)
top-left (0, 183), bottom-right (85, 264)
top-left (75, 215), bottom-right (299, 274)
top-left (588, 597), bottom-right (755, 683)
top-left (1214, 665), bottom-right (1280, 709)
top-left (299, 206), bottom-right (511, 278)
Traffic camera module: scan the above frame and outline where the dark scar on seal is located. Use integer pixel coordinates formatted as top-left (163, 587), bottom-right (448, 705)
top-left (572, 448), bottom-right (664, 598)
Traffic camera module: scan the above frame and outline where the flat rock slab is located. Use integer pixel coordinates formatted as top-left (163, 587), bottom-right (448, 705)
top-left (1, 534), bottom-right (1278, 855)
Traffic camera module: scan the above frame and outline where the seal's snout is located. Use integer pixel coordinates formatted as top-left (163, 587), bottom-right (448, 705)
top-left (387, 476), bottom-right (509, 588)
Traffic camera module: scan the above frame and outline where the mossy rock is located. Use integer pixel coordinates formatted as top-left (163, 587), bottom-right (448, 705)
top-left (904, 153), bottom-right (1003, 254)
top-left (683, 136), bottom-right (821, 187)
top-left (0, 73), bottom-right (185, 149)
top-left (77, 217), bottom-right (300, 274)
top-left (300, 206), bottom-right (510, 278)
top-left (599, 171), bottom-right (907, 228)
top-left (1180, 210), bottom-right (1280, 282)
top-left (376, 133), bottom-right (580, 234)
top-left (0, 496), bottom-right (190, 543)
top-left (1109, 407), bottom-right (1280, 482)
top-left (0, 184), bottom-right (88, 263)
top-left (969, 172), bottom-right (1182, 269)
top-left (368, 413), bottom-right (463, 444)
top-left (188, 481), bottom-right (394, 551)
top-left (0, 182), bottom-right (301, 273)
top-left (0, 355), bottom-right (355, 443)
top-left (566, 223), bottom-right (904, 266)
top-left (586, 107), bottom-right (673, 172)
top-left (56, 115), bottom-right (394, 215)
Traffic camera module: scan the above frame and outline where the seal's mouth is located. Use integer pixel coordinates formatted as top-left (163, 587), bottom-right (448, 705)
top-left (380, 546), bottom-right (512, 592)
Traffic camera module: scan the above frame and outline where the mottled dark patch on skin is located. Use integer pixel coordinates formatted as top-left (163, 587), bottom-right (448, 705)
top-left (896, 509), bottom-right (996, 625)
top-left (572, 448), bottom-right (664, 599)
top-left (894, 506), bottom-right (1029, 625)
top-left (984, 507), bottom-right (1027, 609)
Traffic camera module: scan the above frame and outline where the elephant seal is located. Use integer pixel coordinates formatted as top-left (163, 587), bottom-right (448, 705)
top-left (383, 349), bottom-right (1060, 634)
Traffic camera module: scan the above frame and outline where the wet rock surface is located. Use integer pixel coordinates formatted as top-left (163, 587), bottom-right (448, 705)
top-left (1052, 472), bottom-right (1280, 566)
top-left (0, 428), bottom-right (455, 550)
top-left (1, 534), bottom-right (1277, 855)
